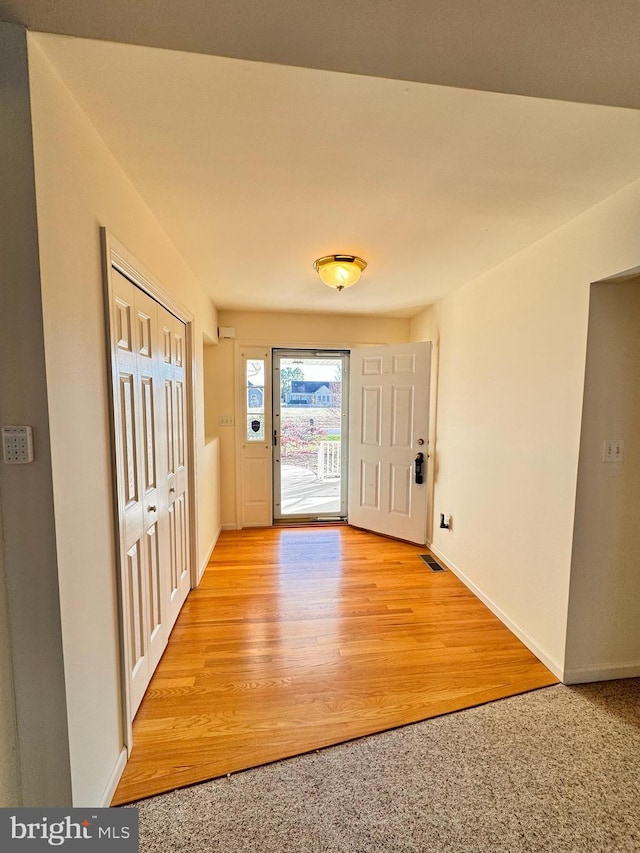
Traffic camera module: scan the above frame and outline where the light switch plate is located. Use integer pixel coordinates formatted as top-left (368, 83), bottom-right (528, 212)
top-left (602, 439), bottom-right (624, 463)
top-left (2, 426), bottom-right (34, 464)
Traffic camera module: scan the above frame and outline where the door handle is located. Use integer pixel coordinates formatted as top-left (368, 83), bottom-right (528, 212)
top-left (414, 452), bottom-right (424, 485)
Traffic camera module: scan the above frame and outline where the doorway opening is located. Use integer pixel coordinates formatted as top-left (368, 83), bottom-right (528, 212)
top-left (273, 350), bottom-right (349, 522)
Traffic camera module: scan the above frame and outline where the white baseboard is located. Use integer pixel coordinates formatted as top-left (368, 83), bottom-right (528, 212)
top-left (99, 747), bottom-right (127, 807)
top-left (562, 661), bottom-right (640, 684)
top-left (198, 526), bottom-right (222, 582)
top-left (428, 543), bottom-right (564, 681)
top-left (221, 523), bottom-right (237, 531)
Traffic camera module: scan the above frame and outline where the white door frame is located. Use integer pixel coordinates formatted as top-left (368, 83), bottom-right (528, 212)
top-left (234, 344), bottom-right (272, 528)
top-left (101, 228), bottom-right (199, 750)
top-left (233, 339), bottom-right (356, 529)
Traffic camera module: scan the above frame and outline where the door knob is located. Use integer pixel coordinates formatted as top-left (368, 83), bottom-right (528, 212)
top-left (148, 505), bottom-right (157, 512)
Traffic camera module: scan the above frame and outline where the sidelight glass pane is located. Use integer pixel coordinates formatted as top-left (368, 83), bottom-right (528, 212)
top-left (246, 414), bottom-right (265, 442)
top-left (246, 359), bottom-right (265, 389)
top-left (246, 358), bottom-right (266, 441)
top-left (247, 387), bottom-right (264, 412)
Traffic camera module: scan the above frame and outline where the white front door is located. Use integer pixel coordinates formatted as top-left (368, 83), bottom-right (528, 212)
top-left (348, 342), bottom-right (431, 545)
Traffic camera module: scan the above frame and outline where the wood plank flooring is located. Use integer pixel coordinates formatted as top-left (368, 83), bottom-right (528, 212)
top-left (112, 526), bottom-right (558, 804)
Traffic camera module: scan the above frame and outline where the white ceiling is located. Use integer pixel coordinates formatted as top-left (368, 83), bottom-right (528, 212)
top-left (6, 1), bottom-right (640, 109)
top-left (15, 5), bottom-right (640, 316)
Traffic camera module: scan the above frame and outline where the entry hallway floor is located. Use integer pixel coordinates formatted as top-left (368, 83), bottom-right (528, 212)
top-left (131, 679), bottom-right (640, 853)
top-left (113, 526), bottom-right (558, 804)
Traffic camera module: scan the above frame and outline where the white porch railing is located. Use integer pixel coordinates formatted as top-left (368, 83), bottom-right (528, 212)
top-left (317, 440), bottom-right (341, 481)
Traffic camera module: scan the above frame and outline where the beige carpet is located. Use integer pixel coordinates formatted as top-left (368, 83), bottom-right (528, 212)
top-left (129, 678), bottom-right (640, 852)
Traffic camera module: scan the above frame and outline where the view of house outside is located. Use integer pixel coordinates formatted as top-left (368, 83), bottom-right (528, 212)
top-left (276, 356), bottom-right (345, 515)
top-left (278, 359), bottom-right (342, 470)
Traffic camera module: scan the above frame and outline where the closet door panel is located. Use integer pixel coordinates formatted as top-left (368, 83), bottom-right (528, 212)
top-left (109, 262), bottom-right (193, 721)
top-left (112, 272), bottom-right (150, 716)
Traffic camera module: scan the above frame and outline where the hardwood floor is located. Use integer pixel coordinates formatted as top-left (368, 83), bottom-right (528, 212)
top-left (112, 526), bottom-right (558, 804)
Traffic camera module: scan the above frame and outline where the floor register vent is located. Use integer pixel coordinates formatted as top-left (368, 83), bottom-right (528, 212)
top-left (420, 554), bottom-right (447, 572)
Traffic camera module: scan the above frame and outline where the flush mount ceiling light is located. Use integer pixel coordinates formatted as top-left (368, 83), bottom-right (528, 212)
top-left (313, 254), bottom-right (367, 291)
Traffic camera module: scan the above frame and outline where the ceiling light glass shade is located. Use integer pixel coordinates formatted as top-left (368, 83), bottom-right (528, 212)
top-left (313, 255), bottom-right (367, 291)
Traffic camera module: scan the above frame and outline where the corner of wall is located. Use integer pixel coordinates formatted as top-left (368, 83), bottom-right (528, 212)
top-left (0, 21), bottom-right (73, 805)
top-left (428, 543), bottom-right (565, 681)
top-left (0, 533), bottom-right (21, 806)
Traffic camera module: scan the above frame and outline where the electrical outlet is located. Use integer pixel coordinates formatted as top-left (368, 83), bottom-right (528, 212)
top-left (2, 426), bottom-right (34, 464)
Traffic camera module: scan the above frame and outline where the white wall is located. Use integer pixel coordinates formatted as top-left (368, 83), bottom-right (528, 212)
top-left (565, 278), bottom-right (640, 681)
top-left (411, 177), bottom-right (640, 678)
top-left (28, 36), bottom-right (219, 805)
top-left (198, 436), bottom-right (222, 579)
top-left (217, 310), bottom-right (411, 346)
top-left (0, 23), bottom-right (72, 807)
top-left (15, 29), bottom-right (640, 813)
top-left (211, 310), bottom-right (411, 527)
top-left (0, 547), bottom-right (20, 806)
top-left (0, 23), bottom-right (30, 808)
